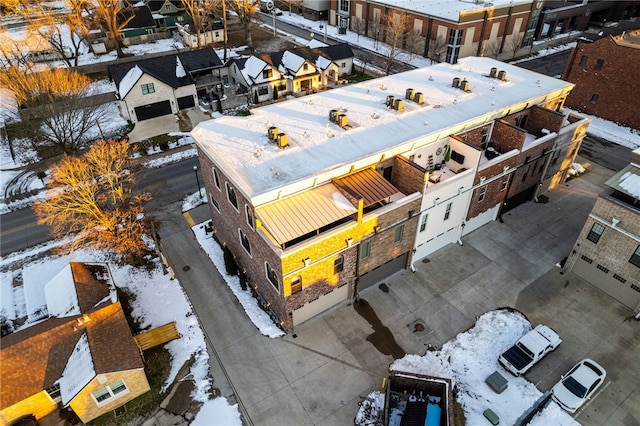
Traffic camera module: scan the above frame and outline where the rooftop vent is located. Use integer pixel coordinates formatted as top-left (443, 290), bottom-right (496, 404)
top-left (394, 98), bottom-right (404, 112)
top-left (405, 88), bottom-right (414, 99)
top-left (452, 77), bottom-right (461, 88)
top-left (460, 79), bottom-right (470, 92)
top-left (337, 113), bottom-right (348, 128)
top-left (413, 92), bottom-right (424, 105)
top-left (386, 95), bottom-right (396, 108)
top-left (276, 132), bottom-right (288, 148)
top-left (268, 126), bottom-right (278, 140)
top-left (489, 67), bottom-right (498, 78)
top-left (498, 70), bottom-right (507, 81)
top-left (329, 109), bottom-right (339, 122)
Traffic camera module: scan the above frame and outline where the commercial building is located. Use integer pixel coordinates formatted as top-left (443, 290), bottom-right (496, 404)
top-left (192, 56), bottom-right (589, 332)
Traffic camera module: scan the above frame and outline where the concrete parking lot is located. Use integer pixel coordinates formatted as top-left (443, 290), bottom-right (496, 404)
top-left (165, 156), bottom-right (639, 425)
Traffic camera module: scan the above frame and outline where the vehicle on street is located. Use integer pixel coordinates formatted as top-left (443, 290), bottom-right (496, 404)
top-left (498, 324), bottom-right (561, 376)
top-left (551, 358), bottom-right (606, 413)
top-left (273, 8), bottom-right (282, 15)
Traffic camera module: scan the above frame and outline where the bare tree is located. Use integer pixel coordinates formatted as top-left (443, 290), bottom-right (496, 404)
top-left (508, 32), bottom-right (525, 59)
top-left (93, 0), bottom-right (135, 58)
top-left (33, 139), bottom-right (151, 264)
top-left (286, 0), bottom-right (302, 15)
top-left (0, 31), bottom-right (35, 70)
top-left (0, 67), bottom-right (109, 155)
top-left (405, 28), bottom-right (421, 60)
top-left (355, 50), bottom-right (373, 75)
top-left (428, 34), bottom-right (446, 63)
top-left (183, 0), bottom-right (219, 48)
top-left (485, 39), bottom-right (502, 59)
top-left (383, 12), bottom-right (411, 75)
top-left (369, 17), bottom-right (382, 48)
top-left (228, 0), bottom-right (257, 50)
top-left (352, 16), bottom-right (366, 42)
top-left (24, 0), bottom-right (93, 67)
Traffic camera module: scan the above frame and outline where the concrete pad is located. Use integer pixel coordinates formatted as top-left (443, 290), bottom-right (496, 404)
top-left (414, 260), bottom-right (462, 294)
top-left (290, 351), bottom-right (377, 424)
top-left (246, 386), bottom-right (314, 426)
top-left (414, 295), bottom-right (473, 345)
top-left (465, 263), bottom-right (526, 307)
top-left (442, 281), bottom-right (496, 320)
top-left (218, 334), bottom-right (290, 409)
top-left (464, 227), bottom-right (513, 261)
top-left (317, 390), bottom-right (378, 426)
top-left (494, 249), bottom-right (550, 286)
top-left (426, 243), bottom-right (492, 281)
top-left (576, 392), bottom-right (618, 426)
top-left (266, 322), bottom-right (349, 384)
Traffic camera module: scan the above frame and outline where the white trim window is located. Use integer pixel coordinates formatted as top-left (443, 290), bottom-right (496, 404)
top-left (91, 379), bottom-right (129, 406)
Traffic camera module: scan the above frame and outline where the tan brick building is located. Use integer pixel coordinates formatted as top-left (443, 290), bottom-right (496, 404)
top-left (193, 57), bottom-right (589, 332)
top-left (565, 148), bottom-right (640, 315)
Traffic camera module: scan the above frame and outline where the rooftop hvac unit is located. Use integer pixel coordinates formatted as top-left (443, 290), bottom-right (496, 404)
top-left (490, 67), bottom-right (498, 78)
top-left (337, 113), bottom-right (348, 128)
top-left (460, 79), bottom-right (470, 92)
top-left (405, 88), bottom-right (414, 100)
top-left (394, 98), bottom-right (404, 112)
top-left (386, 95), bottom-right (396, 108)
top-left (498, 70), bottom-right (507, 81)
top-left (452, 77), bottom-right (461, 88)
top-left (329, 109), bottom-right (339, 122)
top-left (276, 132), bottom-right (288, 148)
top-left (268, 126), bottom-right (278, 140)
top-left (413, 92), bottom-right (424, 105)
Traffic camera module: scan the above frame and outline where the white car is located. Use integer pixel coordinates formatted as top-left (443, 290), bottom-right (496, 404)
top-left (551, 358), bottom-right (606, 413)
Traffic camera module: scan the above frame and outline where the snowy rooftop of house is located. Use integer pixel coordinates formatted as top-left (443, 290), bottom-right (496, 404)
top-left (366, 0), bottom-right (532, 21)
top-left (192, 57), bottom-right (573, 203)
top-left (58, 332), bottom-right (96, 405)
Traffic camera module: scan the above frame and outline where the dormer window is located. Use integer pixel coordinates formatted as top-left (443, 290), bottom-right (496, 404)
top-left (263, 69), bottom-right (272, 79)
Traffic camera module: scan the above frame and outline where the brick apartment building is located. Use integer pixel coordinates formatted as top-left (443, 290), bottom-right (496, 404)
top-left (327, 0), bottom-right (541, 63)
top-left (192, 57), bottom-right (589, 332)
top-left (564, 148), bottom-right (640, 315)
top-left (563, 25), bottom-right (640, 130)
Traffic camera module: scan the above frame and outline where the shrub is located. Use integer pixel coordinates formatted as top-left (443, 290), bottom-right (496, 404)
top-left (223, 246), bottom-right (238, 276)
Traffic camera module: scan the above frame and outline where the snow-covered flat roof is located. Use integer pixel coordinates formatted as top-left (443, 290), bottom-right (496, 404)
top-left (192, 57), bottom-right (572, 204)
top-left (365, 0), bottom-right (531, 22)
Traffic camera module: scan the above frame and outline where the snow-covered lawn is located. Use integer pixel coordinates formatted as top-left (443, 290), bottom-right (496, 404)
top-left (355, 310), bottom-right (579, 426)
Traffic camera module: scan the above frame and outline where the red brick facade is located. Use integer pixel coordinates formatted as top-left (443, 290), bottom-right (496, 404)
top-left (563, 34), bottom-right (640, 130)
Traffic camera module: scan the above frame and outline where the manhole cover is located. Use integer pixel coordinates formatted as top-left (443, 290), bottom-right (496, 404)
top-left (421, 258), bottom-right (430, 263)
top-left (182, 265), bottom-right (190, 271)
top-left (407, 318), bottom-right (432, 339)
top-left (414, 323), bottom-right (425, 332)
top-left (378, 283), bottom-right (389, 293)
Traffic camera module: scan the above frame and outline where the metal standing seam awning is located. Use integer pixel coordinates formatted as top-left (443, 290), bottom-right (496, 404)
top-left (255, 168), bottom-right (403, 246)
top-left (255, 183), bottom-right (358, 245)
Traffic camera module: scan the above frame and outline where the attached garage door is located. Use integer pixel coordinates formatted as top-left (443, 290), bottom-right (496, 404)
top-left (177, 95), bottom-right (195, 110)
top-left (572, 255), bottom-right (640, 309)
top-left (358, 252), bottom-right (408, 292)
top-left (292, 283), bottom-right (349, 326)
top-left (134, 100), bottom-right (172, 121)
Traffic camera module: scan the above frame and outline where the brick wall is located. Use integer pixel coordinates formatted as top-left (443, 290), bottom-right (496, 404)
top-left (491, 119), bottom-right (526, 153)
top-left (563, 36), bottom-right (640, 129)
top-left (466, 157), bottom-right (517, 220)
top-left (526, 105), bottom-right (565, 135)
top-left (392, 155), bottom-right (427, 195)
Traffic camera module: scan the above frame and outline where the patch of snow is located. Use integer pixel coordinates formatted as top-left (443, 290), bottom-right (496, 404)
top-left (119, 66), bottom-right (144, 98)
top-left (58, 333), bottom-right (96, 405)
top-left (618, 171), bottom-right (640, 198)
top-left (176, 57), bottom-right (187, 78)
top-left (44, 264), bottom-right (80, 317)
top-left (192, 397), bottom-right (242, 425)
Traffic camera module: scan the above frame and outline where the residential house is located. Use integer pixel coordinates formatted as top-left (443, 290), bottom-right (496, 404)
top-left (177, 20), bottom-right (225, 48)
top-left (192, 56), bottom-right (588, 332)
top-left (147, 0), bottom-right (190, 29)
top-left (0, 263), bottom-right (150, 425)
top-left (108, 48), bottom-right (227, 122)
top-left (564, 148), bottom-right (640, 316)
top-left (120, 4), bottom-right (159, 45)
top-left (231, 43), bottom-right (354, 102)
top-left (328, 0), bottom-right (540, 63)
top-left (562, 24), bottom-right (640, 130)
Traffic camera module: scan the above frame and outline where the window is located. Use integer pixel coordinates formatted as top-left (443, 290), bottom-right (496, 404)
top-left (213, 168), bottom-right (220, 189)
top-left (501, 175), bottom-right (510, 191)
top-left (445, 29), bottom-right (463, 64)
top-left (303, 63), bottom-right (309, 71)
top-left (594, 59), bottom-right (604, 71)
top-left (141, 83), bottom-right (155, 94)
top-left (239, 229), bottom-right (251, 254)
top-left (334, 256), bottom-right (344, 273)
top-left (258, 85), bottom-right (268, 96)
top-left (265, 262), bottom-right (279, 291)
top-left (263, 69), bottom-right (272, 79)
top-left (419, 214), bottom-right (428, 232)
top-left (444, 202), bottom-right (452, 220)
top-left (579, 55), bottom-right (588, 67)
top-left (586, 223), bottom-right (604, 243)
top-left (92, 380), bottom-right (129, 406)
top-left (515, 115), bottom-right (528, 128)
top-left (590, 94), bottom-right (599, 105)
top-left (210, 194), bottom-right (220, 211)
top-left (360, 241), bottom-right (370, 260)
top-left (613, 274), bottom-right (626, 283)
top-left (290, 276), bottom-right (302, 293)
top-left (341, 62), bottom-right (346, 68)
top-left (394, 225), bottom-right (404, 244)
top-left (630, 246), bottom-right (640, 268)
top-left (245, 205), bottom-right (254, 228)
top-left (596, 264), bottom-right (609, 274)
top-left (226, 183), bottom-right (238, 209)
top-left (478, 185), bottom-right (487, 202)
top-left (481, 127), bottom-right (490, 146)
top-left (581, 255), bottom-right (593, 264)
top-left (338, 0), bottom-right (349, 13)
